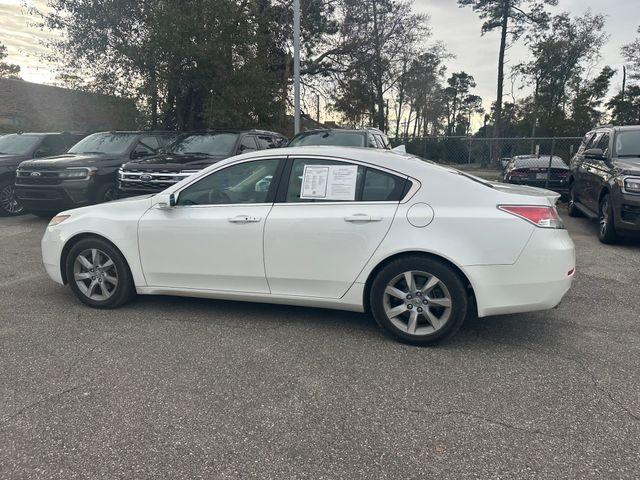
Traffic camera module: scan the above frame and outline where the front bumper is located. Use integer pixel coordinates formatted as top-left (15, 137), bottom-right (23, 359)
top-left (612, 189), bottom-right (640, 233)
top-left (41, 226), bottom-right (66, 285)
top-left (466, 227), bottom-right (575, 318)
top-left (15, 181), bottom-right (94, 212)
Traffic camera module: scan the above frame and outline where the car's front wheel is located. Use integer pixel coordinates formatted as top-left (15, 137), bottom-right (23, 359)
top-left (598, 193), bottom-right (619, 244)
top-left (0, 178), bottom-right (25, 217)
top-left (65, 237), bottom-right (136, 308)
top-left (370, 256), bottom-right (468, 345)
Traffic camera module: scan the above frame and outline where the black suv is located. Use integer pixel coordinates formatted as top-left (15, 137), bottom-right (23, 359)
top-left (568, 125), bottom-right (640, 243)
top-left (118, 130), bottom-right (287, 196)
top-left (15, 131), bottom-right (175, 216)
top-left (288, 128), bottom-right (391, 149)
top-left (0, 132), bottom-right (86, 216)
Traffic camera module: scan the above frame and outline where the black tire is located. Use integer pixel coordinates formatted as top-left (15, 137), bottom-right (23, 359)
top-left (0, 177), bottom-right (25, 217)
top-left (369, 256), bottom-right (468, 346)
top-left (598, 193), bottom-right (619, 244)
top-left (65, 237), bottom-right (136, 309)
top-left (95, 182), bottom-right (119, 204)
top-left (567, 183), bottom-right (581, 217)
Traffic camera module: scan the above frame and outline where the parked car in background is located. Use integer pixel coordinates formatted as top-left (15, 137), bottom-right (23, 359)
top-left (118, 130), bottom-right (286, 196)
top-left (500, 157), bottom-right (513, 170)
top-left (288, 128), bottom-right (391, 149)
top-left (503, 155), bottom-right (570, 195)
top-left (0, 132), bottom-right (86, 216)
top-left (42, 146), bottom-right (574, 345)
top-left (15, 131), bottom-right (175, 217)
top-left (568, 125), bottom-right (640, 243)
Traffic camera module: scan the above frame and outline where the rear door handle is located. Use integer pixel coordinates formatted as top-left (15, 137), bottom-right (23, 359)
top-left (228, 215), bottom-right (261, 223)
top-left (344, 214), bottom-right (382, 223)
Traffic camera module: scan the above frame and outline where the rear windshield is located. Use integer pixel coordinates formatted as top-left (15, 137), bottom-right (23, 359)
top-left (169, 133), bottom-right (239, 156)
top-left (614, 131), bottom-right (640, 158)
top-left (0, 134), bottom-right (42, 155)
top-left (69, 133), bottom-right (138, 155)
top-left (289, 131), bottom-right (365, 147)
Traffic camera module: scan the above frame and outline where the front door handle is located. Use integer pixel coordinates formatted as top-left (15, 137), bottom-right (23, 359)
top-left (228, 215), bottom-right (261, 223)
top-left (344, 214), bottom-right (382, 223)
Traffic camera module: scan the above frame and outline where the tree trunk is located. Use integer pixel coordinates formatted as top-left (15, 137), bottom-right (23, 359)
top-left (493, 0), bottom-right (510, 141)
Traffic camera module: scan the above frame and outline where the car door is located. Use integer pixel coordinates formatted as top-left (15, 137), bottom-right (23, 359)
top-left (574, 132), bottom-right (600, 208)
top-left (583, 132), bottom-right (610, 211)
top-left (138, 157), bottom-right (283, 292)
top-left (263, 156), bottom-right (407, 298)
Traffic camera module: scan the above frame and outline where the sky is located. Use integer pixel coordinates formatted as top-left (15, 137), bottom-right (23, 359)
top-left (1, 0), bottom-right (639, 115)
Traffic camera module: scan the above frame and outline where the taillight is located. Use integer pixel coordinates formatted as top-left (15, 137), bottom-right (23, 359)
top-left (509, 170), bottom-right (528, 178)
top-left (498, 205), bottom-right (564, 229)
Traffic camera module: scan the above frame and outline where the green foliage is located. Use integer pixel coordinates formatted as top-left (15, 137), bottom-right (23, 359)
top-left (0, 42), bottom-right (21, 79)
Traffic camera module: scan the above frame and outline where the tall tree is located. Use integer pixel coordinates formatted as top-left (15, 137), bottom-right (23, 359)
top-left (458, 0), bottom-right (556, 139)
top-left (0, 42), bottom-right (21, 79)
top-left (330, 0), bottom-right (428, 131)
top-left (443, 72), bottom-right (476, 135)
top-left (622, 26), bottom-right (640, 81)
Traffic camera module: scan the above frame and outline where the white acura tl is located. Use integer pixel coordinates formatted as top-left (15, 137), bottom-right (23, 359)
top-left (41, 146), bottom-right (575, 345)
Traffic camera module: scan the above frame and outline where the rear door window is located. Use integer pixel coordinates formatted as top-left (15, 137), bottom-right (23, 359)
top-left (361, 168), bottom-right (406, 201)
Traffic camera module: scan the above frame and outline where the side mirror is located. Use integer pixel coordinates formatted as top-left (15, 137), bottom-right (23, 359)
top-left (584, 148), bottom-right (605, 160)
top-left (155, 192), bottom-right (176, 209)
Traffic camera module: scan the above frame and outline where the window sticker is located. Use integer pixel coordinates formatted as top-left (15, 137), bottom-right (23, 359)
top-left (300, 164), bottom-right (358, 201)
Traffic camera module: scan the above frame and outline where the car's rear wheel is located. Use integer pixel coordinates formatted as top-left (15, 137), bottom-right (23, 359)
top-left (567, 183), bottom-right (581, 217)
top-left (598, 193), bottom-right (619, 244)
top-left (0, 178), bottom-right (24, 217)
top-left (65, 237), bottom-right (136, 308)
top-left (369, 257), bottom-right (468, 345)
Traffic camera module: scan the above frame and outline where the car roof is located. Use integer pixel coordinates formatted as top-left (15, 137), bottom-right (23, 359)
top-left (225, 145), bottom-right (438, 177)
top-left (293, 129), bottom-right (384, 135)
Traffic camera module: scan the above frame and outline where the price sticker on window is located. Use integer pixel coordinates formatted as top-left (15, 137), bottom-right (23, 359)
top-left (300, 165), bottom-right (358, 201)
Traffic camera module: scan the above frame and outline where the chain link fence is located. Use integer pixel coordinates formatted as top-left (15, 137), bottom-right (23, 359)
top-left (389, 136), bottom-right (583, 196)
top-left (389, 136), bottom-right (583, 166)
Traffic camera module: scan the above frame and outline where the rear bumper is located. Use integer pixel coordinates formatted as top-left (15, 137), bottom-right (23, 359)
top-left (466, 228), bottom-right (575, 318)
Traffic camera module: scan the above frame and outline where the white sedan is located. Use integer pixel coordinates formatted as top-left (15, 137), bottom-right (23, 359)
top-left (41, 146), bottom-right (575, 345)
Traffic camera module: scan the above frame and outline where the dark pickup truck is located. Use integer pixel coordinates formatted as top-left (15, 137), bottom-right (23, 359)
top-left (118, 130), bottom-right (287, 196)
top-left (0, 132), bottom-right (85, 216)
top-left (15, 131), bottom-right (175, 216)
top-left (568, 125), bottom-right (640, 243)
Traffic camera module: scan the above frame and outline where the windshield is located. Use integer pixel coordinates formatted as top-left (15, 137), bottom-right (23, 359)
top-left (169, 133), bottom-right (239, 156)
top-left (289, 131), bottom-right (365, 147)
top-left (614, 131), bottom-right (640, 158)
top-left (0, 134), bottom-right (42, 155)
top-left (68, 133), bottom-right (138, 155)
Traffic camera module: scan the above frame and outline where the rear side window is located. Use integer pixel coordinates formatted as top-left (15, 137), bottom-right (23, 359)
top-left (362, 168), bottom-right (406, 201)
top-left (282, 157), bottom-right (405, 203)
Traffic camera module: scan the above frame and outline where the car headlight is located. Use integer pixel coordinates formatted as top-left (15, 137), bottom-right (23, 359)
top-left (624, 177), bottom-right (640, 194)
top-left (59, 168), bottom-right (95, 179)
top-left (49, 214), bottom-right (70, 226)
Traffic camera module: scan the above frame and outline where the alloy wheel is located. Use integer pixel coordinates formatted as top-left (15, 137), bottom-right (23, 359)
top-left (73, 248), bottom-right (118, 301)
top-left (383, 270), bottom-right (452, 336)
top-left (599, 198), bottom-right (609, 237)
top-left (0, 184), bottom-right (24, 215)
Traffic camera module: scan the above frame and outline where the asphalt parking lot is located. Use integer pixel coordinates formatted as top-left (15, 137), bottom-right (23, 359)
top-left (1, 211), bottom-right (639, 479)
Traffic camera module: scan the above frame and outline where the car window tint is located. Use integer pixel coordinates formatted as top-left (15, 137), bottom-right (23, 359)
top-left (176, 159), bottom-right (280, 206)
top-left (285, 158), bottom-right (364, 203)
top-left (239, 136), bottom-right (258, 153)
top-left (596, 133), bottom-right (610, 155)
top-left (38, 135), bottom-right (69, 155)
top-left (586, 133), bottom-right (602, 150)
top-left (362, 168), bottom-right (406, 201)
top-left (256, 135), bottom-right (277, 149)
top-left (140, 136), bottom-right (160, 150)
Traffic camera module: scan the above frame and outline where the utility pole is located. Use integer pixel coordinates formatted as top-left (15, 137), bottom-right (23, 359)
top-left (316, 94), bottom-right (320, 125)
top-left (622, 65), bottom-right (627, 101)
top-left (293, 0), bottom-right (301, 134)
